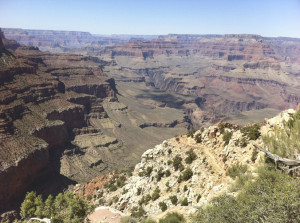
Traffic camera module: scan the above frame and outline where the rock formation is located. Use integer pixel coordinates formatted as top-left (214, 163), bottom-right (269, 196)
top-left (4, 30), bottom-right (300, 128)
top-left (75, 109), bottom-right (299, 220)
top-left (0, 32), bottom-right (187, 214)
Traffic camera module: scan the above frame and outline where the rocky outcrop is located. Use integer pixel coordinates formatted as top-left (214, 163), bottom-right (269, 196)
top-left (78, 109), bottom-right (297, 219)
top-left (0, 144), bottom-right (49, 212)
top-left (0, 33), bottom-right (120, 213)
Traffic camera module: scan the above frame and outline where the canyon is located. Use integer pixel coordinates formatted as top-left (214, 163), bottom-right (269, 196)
top-left (1, 28), bottom-right (300, 217)
top-left (0, 30), bottom-right (186, 214)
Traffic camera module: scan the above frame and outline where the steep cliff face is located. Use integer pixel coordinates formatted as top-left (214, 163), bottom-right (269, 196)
top-left (0, 33), bottom-right (119, 212)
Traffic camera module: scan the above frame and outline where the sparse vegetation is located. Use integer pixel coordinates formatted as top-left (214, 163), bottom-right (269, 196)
top-left (196, 194), bottom-right (201, 202)
top-left (109, 184), bottom-right (118, 192)
top-left (182, 168), bottom-right (193, 181)
top-left (185, 149), bottom-right (197, 164)
top-left (173, 155), bottom-right (183, 171)
top-left (263, 110), bottom-right (300, 159)
top-left (159, 202), bottom-right (168, 212)
top-left (235, 137), bottom-right (248, 147)
top-left (183, 185), bottom-right (188, 192)
top-left (226, 163), bottom-right (247, 179)
top-left (159, 212), bottom-right (185, 223)
top-left (193, 168), bottom-right (300, 223)
top-left (117, 175), bottom-right (127, 187)
top-left (137, 187), bottom-right (142, 195)
top-left (165, 169), bottom-right (171, 177)
top-left (241, 123), bottom-right (261, 140)
top-left (187, 129), bottom-right (196, 137)
top-left (131, 206), bottom-right (146, 218)
top-left (152, 187), bottom-right (160, 201)
top-left (223, 130), bottom-right (233, 145)
top-left (251, 149), bottom-right (259, 162)
top-left (194, 133), bottom-right (202, 143)
top-left (120, 216), bottom-right (139, 223)
top-left (139, 166), bottom-right (153, 177)
top-left (156, 168), bottom-right (165, 182)
top-left (177, 175), bottom-right (182, 183)
top-left (181, 197), bottom-right (188, 206)
top-left (169, 195), bottom-right (178, 205)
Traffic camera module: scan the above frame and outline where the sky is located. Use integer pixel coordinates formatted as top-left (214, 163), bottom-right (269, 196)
top-left (0, 0), bottom-right (300, 37)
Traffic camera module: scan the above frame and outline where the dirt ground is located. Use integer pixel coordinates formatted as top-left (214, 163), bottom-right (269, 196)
top-left (87, 206), bottom-right (124, 223)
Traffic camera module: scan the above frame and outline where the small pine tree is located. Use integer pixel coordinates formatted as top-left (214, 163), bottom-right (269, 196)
top-left (20, 191), bottom-right (37, 219)
top-left (43, 195), bottom-right (54, 218)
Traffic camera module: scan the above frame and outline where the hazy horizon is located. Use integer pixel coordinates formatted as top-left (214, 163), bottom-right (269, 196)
top-left (1, 0), bottom-right (300, 37)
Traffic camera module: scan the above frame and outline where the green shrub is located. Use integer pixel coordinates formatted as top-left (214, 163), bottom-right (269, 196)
top-left (117, 175), bottom-right (127, 187)
top-left (139, 196), bottom-right (145, 206)
top-left (193, 168), bottom-right (300, 223)
top-left (141, 218), bottom-right (156, 223)
top-left (131, 206), bottom-right (146, 218)
top-left (185, 149), bottom-right (197, 164)
top-left (137, 187), bottom-right (142, 195)
top-left (109, 184), bottom-right (118, 192)
top-left (226, 163), bottom-right (247, 179)
top-left (187, 129), bottom-right (196, 137)
top-left (140, 194), bottom-right (152, 205)
top-left (173, 155), bottom-right (183, 171)
top-left (183, 185), bottom-right (188, 192)
top-left (179, 165), bottom-right (185, 172)
top-left (156, 168), bottom-right (165, 182)
top-left (167, 160), bottom-right (172, 165)
top-left (177, 175), bottom-right (182, 183)
top-left (218, 123), bottom-right (226, 134)
top-left (241, 123), bottom-right (261, 140)
top-left (232, 173), bottom-right (253, 192)
top-left (152, 187), bottom-right (160, 201)
top-left (159, 212), bottom-right (185, 223)
top-left (170, 195), bottom-right (178, 205)
top-left (223, 130), bottom-right (233, 145)
top-left (181, 198), bottom-right (188, 206)
top-left (194, 133), bottom-right (202, 143)
top-left (182, 168), bottom-right (193, 181)
top-left (263, 111), bottom-right (300, 159)
top-left (165, 169), bottom-right (171, 177)
top-left (159, 202), bottom-right (168, 212)
top-left (197, 194), bottom-right (201, 203)
top-left (235, 137), bottom-right (248, 147)
top-left (168, 148), bottom-right (172, 154)
top-left (139, 166), bottom-right (153, 177)
top-left (251, 149), bottom-right (259, 162)
top-left (120, 216), bottom-right (139, 223)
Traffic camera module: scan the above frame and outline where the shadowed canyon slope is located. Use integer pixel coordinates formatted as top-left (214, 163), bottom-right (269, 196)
top-left (0, 31), bottom-right (186, 212)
